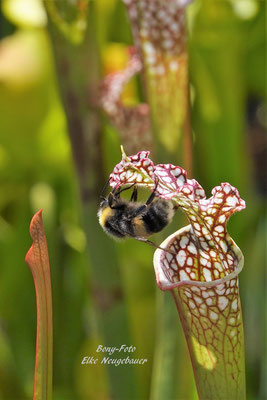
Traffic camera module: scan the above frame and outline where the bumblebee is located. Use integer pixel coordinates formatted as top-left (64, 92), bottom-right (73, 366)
top-left (98, 182), bottom-right (176, 253)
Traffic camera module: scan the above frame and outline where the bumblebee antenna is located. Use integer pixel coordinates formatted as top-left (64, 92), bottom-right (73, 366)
top-left (100, 177), bottom-right (111, 198)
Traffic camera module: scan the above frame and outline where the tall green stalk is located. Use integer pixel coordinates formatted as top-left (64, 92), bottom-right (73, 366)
top-left (122, 1), bottom-right (195, 398)
top-left (45, 2), bottom-right (138, 398)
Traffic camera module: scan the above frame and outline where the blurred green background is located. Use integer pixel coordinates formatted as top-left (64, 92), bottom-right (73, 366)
top-left (0, 0), bottom-right (266, 399)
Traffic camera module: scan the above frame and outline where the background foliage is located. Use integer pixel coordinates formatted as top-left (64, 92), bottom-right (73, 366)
top-left (0, 0), bottom-right (266, 399)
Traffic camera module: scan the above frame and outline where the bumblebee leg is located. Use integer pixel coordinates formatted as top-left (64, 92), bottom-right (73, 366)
top-left (145, 190), bottom-right (156, 205)
top-left (107, 183), bottom-right (120, 207)
top-left (107, 182), bottom-right (124, 207)
top-left (132, 187), bottom-right (157, 217)
top-left (144, 178), bottom-right (159, 206)
top-left (112, 184), bottom-right (120, 194)
top-left (115, 183), bottom-right (136, 197)
top-left (109, 183), bottom-right (136, 208)
top-left (135, 237), bottom-right (176, 256)
top-left (130, 186), bottom-right (138, 202)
